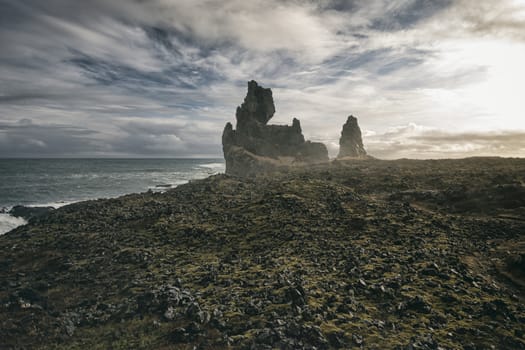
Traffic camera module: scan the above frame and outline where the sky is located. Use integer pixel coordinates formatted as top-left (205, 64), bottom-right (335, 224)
top-left (0, 0), bottom-right (524, 159)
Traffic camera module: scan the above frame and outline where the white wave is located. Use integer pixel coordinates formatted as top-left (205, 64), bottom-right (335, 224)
top-left (198, 162), bottom-right (225, 170)
top-left (0, 214), bottom-right (27, 235)
top-left (147, 179), bottom-right (188, 191)
top-left (27, 201), bottom-right (76, 208)
top-left (0, 201), bottom-right (74, 235)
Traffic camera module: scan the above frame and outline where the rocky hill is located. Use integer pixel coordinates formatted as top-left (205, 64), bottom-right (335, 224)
top-left (1, 157), bottom-right (525, 349)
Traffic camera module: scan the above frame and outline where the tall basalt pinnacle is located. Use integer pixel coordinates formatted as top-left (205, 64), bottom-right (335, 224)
top-left (338, 115), bottom-right (367, 158)
top-left (236, 80), bottom-right (275, 132)
top-left (222, 81), bottom-right (329, 176)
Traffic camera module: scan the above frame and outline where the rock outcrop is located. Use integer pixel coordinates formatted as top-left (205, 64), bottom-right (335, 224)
top-left (337, 115), bottom-right (367, 158)
top-left (223, 81), bottom-right (328, 176)
top-left (9, 205), bottom-right (55, 222)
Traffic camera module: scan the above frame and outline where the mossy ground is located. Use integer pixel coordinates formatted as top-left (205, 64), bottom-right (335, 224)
top-left (1, 157), bottom-right (525, 349)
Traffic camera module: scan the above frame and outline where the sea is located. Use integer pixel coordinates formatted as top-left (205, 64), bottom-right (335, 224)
top-left (0, 158), bottom-right (225, 234)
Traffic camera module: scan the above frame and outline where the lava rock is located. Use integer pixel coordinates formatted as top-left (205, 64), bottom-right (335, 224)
top-left (222, 80), bottom-right (329, 176)
top-left (337, 115), bottom-right (367, 158)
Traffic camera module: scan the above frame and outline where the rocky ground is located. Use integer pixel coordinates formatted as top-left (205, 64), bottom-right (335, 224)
top-left (1, 157), bottom-right (525, 349)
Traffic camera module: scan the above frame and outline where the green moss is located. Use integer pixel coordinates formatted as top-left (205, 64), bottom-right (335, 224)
top-left (2, 158), bottom-right (525, 349)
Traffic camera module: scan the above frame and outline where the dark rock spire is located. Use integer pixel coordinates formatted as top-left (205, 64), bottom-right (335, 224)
top-left (337, 115), bottom-right (367, 158)
top-left (222, 81), bottom-right (328, 176)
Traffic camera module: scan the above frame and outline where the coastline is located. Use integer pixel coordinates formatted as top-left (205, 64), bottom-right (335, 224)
top-left (0, 159), bottom-right (225, 235)
top-left (1, 157), bottom-right (524, 349)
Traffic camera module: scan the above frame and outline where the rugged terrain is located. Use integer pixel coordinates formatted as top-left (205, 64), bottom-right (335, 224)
top-left (1, 157), bottom-right (525, 349)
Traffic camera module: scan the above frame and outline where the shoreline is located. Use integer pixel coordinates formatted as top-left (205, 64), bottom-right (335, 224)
top-left (0, 185), bottom-right (198, 235)
top-left (0, 159), bottom-right (225, 234)
top-left (1, 157), bottom-right (524, 349)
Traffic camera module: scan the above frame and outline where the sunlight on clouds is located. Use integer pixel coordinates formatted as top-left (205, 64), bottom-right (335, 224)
top-left (460, 40), bottom-right (525, 129)
top-left (1, 0), bottom-right (525, 158)
top-left (430, 38), bottom-right (525, 131)
top-left (364, 123), bottom-right (525, 159)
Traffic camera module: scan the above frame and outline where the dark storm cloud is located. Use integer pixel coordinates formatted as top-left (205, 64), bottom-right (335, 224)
top-left (0, 118), bottom-right (221, 158)
top-left (67, 51), bottom-right (222, 91)
top-left (372, 0), bottom-right (454, 30)
top-left (0, 0), bottom-right (524, 158)
top-left (0, 93), bottom-right (67, 103)
top-left (110, 119), bottom-right (221, 157)
top-left (0, 119), bottom-right (102, 157)
top-left (144, 27), bottom-right (181, 55)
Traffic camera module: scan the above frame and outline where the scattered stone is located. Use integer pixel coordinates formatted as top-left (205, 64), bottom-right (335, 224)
top-left (352, 333), bottom-right (364, 346)
top-left (2, 157), bottom-right (525, 349)
top-left (286, 287), bottom-right (306, 306)
top-left (163, 306), bottom-right (177, 321)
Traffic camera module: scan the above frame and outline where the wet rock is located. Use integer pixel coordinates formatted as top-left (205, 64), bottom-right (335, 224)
top-left (9, 205), bottom-right (55, 221)
top-left (155, 184), bottom-right (172, 188)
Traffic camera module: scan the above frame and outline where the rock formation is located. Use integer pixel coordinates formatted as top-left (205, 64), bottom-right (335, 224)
top-left (223, 81), bottom-right (328, 176)
top-left (337, 115), bottom-right (367, 158)
top-left (9, 205), bottom-right (55, 222)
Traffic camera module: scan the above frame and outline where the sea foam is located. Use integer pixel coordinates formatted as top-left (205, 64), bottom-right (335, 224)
top-left (198, 162), bottom-right (225, 170)
top-left (0, 214), bottom-right (27, 235)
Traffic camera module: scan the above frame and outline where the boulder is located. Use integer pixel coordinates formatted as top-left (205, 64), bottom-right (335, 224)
top-left (222, 81), bottom-right (328, 176)
top-left (9, 205), bottom-right (54, 221)
top-left (337, 115), bottom-right (367, 158)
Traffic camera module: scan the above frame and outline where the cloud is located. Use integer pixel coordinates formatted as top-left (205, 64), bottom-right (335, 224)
top-left (0, 119), bottom-right (102, 157)
top-left (0, 0), bottom-right (524, 158)
top-left (451, 0), bottom-right (525, 40)
top-left (0, 117), bottom-right (222, 158)
top-left (365, 123), bottom-right (525, 159)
